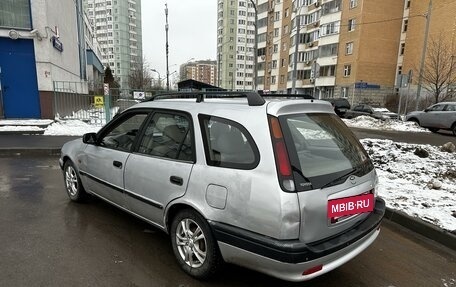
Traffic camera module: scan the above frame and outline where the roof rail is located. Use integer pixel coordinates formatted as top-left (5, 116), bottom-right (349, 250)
top-left (260, 94), bottom-right (315, 100)
top-left (149, 91), bottom-right (266, 106)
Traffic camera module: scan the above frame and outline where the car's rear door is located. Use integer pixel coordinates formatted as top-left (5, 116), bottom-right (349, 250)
top-left (80, 111), bottom-right (150, 208)
top-left (123, 110), bottom-right (195, 227)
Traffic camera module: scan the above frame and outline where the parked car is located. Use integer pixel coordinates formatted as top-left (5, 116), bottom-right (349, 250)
top-left (322, 98), bottom-right (351, 117)
top-left (405, 102), bottom-right (456, 135)
top-left (345, 104), bottom-right (391, 120)
top-left (59, 92), bottom-right (385, 282)
top-left (372, 107), bottom-right (399, 120)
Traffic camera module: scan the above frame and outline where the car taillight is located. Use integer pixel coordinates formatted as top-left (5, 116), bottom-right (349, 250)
top-left (268, 116), bottom-right (294, 192)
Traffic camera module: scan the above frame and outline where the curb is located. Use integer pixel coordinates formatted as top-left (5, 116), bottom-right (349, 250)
top-left (384, 207), bottom-right (456, 251)
top-left (0, 148), bottom-right (61, 157)
top-left (0, 130), bottom-right (45, 135)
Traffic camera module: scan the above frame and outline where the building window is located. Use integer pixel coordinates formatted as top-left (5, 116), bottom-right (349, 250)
top-left (342, 87), bottom-right (349, 98)
top-left (0, 0), bottom-right (32, 29)
top-left (398, 65), bottom-right (402, 75)
top-left (346, 42), bottom-right (353, 55)
top-left (403, 19), bottom-right (408, 32)
top-left (406, 0), bottom-right (411, 9)
top-left (348, 18), bottom-right (356, 31)
top-left (275, 11), bottom-right (280, 21)
top-left (280, 75), bottom-right (285, 84)
top-left (274, 28), bottom-right (279, 37)
top-left (349, 0), bottom-right (358, 9)
top-left (400, 43), bottom-right (405, 55)
top-left (344, 65), bottom-right (351, 77)
top-left (320, 65), bottom-right (336, 77)
top-left (320, 21), bottom-right (340, 36)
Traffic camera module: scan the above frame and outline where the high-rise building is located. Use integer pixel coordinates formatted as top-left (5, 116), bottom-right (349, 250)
top-left (217, 0), bottom-right (256, 90)
top-left (222, 0), bottom-right (455, 107)
top-left (84, 0), bottom-right (142, 90)
top-left (180, 60), bottom-right (218, 86)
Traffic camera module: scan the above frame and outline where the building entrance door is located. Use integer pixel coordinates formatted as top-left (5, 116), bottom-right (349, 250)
top-left (0, 38), bottom-right (40, 118)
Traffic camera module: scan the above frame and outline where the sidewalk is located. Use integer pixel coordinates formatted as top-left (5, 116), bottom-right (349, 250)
top-left (0, 133), bottom-right (454, 251)
top-left (0, 134), bottom-right (78, 156)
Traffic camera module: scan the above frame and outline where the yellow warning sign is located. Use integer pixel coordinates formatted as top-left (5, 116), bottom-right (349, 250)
top-left (94, 96), bottom-right (104, 108)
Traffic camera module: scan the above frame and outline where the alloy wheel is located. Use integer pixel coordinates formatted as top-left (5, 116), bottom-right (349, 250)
top-left (175, 218), bottom-right (207, 268)
top-left (65, 165), bottom-right (78, 197)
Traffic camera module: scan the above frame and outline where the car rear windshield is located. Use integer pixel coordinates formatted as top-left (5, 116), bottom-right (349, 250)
top-left (280, 113), bottom-right (373, 191)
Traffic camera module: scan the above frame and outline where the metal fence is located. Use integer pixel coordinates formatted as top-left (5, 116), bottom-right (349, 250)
top-left (53, 81), bottom-right (158, 126)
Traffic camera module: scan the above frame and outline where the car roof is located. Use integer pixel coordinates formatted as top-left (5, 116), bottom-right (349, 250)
top-left (125, 94), bottom-right (334, 117)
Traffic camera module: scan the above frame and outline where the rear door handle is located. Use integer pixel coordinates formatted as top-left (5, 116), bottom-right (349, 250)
top-left (170, 176), bottom-right (183, 186)
top-left (113, 160), bottom-right (122, 168)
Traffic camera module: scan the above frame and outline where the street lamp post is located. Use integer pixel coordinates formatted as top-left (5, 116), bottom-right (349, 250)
top-left (291, 5), bottom-right (303, 95)
top-left (181, 57), bottom-right (195, 81)
top-left (415, 0), bottom-right (432, 110)
top-left (151, 69), bottom-right (161, 89)
top-left (165, 4), bottom-right (170, 91)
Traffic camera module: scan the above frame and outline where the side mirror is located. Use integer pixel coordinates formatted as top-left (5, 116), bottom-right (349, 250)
top-left (82, 132), bottom-right (97, 144)
top-left (424, 108), bottom-right (430, 112)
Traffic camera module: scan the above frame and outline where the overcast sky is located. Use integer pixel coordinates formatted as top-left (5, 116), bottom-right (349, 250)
top-left (141, 0), bottom-right (217, 78)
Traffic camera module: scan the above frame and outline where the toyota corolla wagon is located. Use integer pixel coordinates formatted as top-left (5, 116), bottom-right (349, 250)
top-left (59, 92), bottom-right (385, 282)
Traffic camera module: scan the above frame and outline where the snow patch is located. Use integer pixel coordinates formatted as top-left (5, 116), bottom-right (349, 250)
top-left (343, 116), bottom-right (430, 133)
top-left (44, 120), bottom-right (101, 136)
top-left (361, 139), bottom-right (456, 232)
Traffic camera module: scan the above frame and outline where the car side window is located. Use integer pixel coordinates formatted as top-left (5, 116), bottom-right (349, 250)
top-left (354, 105), bottom-right (363, 112)
top-left (444, 104), bottom-right (456, 111)
top-left (99, 113), bottom-right (148, 152)
top-left (429, 104), bottom-right (444, 111)
top-left (199, 115), bottom-right (259, 170)
top-left (137, 112), bottom-right (194, 161)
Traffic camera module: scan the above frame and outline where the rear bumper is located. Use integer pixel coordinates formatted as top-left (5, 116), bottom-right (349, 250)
top-left (210, 198), bottom-right (385, 281)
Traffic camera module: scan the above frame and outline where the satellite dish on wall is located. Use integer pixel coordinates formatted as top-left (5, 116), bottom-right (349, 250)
top-left (8, 30), bottom-right (19, 40)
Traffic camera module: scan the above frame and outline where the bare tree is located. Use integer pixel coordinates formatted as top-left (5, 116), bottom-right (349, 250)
top-left (128, 57), bottom-right (153, 90)
top-left (418, 34), bottom-right (456, 104)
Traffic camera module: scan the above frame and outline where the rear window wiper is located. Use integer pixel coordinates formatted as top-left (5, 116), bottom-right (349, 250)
top-left (321, 167), bottom-right (360, 189)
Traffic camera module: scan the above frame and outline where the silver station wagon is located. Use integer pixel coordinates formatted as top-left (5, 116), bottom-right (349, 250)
top-left (59, 92), bottom-right (385, 282)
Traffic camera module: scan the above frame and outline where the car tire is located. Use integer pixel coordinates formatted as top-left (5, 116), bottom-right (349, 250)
top-left (409, 118), bottom-right (420, 125)
top-left (170, 209), bottom-right (222, 279)
top-left (63, 160), bottom-right (87, 202)
top-left (428, 128), bottom-right (439, 133)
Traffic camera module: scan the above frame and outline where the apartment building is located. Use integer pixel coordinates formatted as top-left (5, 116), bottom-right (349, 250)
top-left (220, 0), bottom-right (455, 105)
top-left (84, 0), bottom-right (142, 90)
top-left (217, 0), bottom-right (256, 90)
top-left (180, 60), bottom-right (218, 86)
top-left (336, 0), bottom-right (404, 105)
top-left (398, 0), bottom-right (456, 102)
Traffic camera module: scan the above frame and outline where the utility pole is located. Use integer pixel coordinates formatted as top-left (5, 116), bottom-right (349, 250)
top-left (415, 0), bottom-right (432, 110)
top-left (165, 3), bottom-right (170, 91)
top-left (249, 0), bottom-right (257, 91)
top-left (291, 11), bottom-right (300, 94)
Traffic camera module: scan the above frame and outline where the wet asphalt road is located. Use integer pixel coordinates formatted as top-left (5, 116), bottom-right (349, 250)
top-left (0, 156), bottom-right (455, 287)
